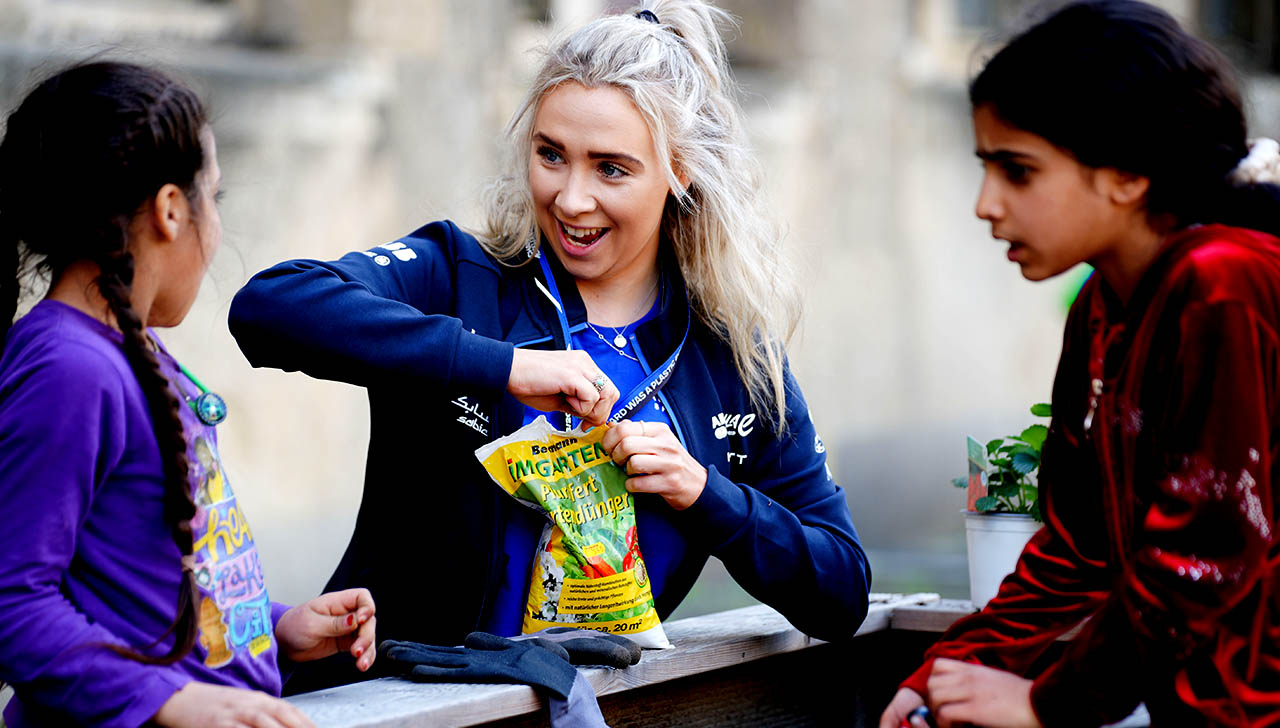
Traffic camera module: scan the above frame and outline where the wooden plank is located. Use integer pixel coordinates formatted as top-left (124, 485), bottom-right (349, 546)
top-left (288, 596), bottom-right (937, 727)
top-left (888, 599), bottom-right (977, 633)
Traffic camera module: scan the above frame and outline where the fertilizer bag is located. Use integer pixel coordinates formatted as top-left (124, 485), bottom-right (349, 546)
top-left (475, 416), bottom-right (670, 648)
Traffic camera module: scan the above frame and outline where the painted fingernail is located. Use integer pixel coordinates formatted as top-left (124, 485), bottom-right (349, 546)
top-left (355, 646), bottom-right (364, 657)
top-left (346, 614), bottom-right (355, 627)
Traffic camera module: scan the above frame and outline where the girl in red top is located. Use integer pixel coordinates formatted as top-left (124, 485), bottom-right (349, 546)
top-left (881, 2), bottom-right (1280, 727)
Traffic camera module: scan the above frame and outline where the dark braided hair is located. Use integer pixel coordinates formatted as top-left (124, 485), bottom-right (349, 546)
top-left (0, 61), bottom-right (209, 665)
top-left (970, 0), bottom-right (1280, 236)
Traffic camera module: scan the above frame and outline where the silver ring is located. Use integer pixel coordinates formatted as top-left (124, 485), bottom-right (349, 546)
top-left (592, 373), bottom-right (607, 392)
top-left (640, 421), bottom-right (647, 436)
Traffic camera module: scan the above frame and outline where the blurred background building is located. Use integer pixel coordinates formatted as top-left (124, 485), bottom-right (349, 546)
top-left (1, 0), bottom-right (1277, 620)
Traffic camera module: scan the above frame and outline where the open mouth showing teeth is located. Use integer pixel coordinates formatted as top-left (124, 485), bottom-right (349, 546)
top-left (560, 221), bottom-right (608, 247)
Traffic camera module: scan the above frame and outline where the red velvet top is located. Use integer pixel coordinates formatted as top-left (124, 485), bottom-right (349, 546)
top-left (903, 225), bottom-right (1280, 727)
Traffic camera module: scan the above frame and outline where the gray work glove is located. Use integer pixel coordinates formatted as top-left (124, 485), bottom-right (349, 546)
top-left (511, 627), bottom-right (642, 669)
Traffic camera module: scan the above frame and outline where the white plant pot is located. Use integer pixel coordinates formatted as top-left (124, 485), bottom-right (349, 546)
top-left (964, 512), bottom-right (1042, 608)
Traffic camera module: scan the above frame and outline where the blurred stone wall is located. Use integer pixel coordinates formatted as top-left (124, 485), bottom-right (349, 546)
top-left (1, 0), bottom-right (1275, 614)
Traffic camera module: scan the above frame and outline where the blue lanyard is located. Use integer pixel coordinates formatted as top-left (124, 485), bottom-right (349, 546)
top-left (536, 253), bottom-right (688, 430)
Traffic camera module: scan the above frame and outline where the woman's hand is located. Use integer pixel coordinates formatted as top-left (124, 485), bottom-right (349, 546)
top-left (153, 682), bottom-right (315, 728)
top-left (926, 658), bottom-right (1041, 728)
top-left (274, 588), bottom-right (376, 671)
top-left (509, 349), bottom-right (619, 427)
top-left (879, 687), bottom-right (927, 728)
top-left (602, 419), bottom-right (707, 510)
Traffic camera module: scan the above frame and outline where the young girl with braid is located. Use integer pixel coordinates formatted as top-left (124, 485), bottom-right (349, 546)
top-left (0, 62), bottom-right (377, 727)
top-left (881, 2), bottom-right (1280, 727)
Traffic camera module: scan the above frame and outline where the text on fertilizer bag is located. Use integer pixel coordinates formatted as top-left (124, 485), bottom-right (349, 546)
top-left (506, 439), bottom-right (607, 481)
top-left (558, 571), bottom-right (653, 615)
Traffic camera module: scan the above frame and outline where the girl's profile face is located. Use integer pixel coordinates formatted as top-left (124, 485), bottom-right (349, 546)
top-left (152, 125), bottom-right (223, 327)
top-left (529, 82), bottom-right (676, 289)
top-left (973, 104), bottom-right (1132, 282)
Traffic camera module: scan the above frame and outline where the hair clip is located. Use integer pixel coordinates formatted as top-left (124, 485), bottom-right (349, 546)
top-left (635, 9), bottom-right (659, 24)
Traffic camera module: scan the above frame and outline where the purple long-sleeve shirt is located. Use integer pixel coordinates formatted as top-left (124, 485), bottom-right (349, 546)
top-left (0, 301), bottom-right (286, 727)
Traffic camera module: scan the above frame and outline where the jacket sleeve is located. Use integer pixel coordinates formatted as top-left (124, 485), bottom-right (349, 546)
top-left (0, 353), bottom-right (190, 727)
top-left (677, 365), bottom-right (871, 641)
top-left (1027, 299), bottom-right (1280, 727)
top-left (228, 220), bottom-right (513, 393)
top-left (897, 515), bottom-right (1112, 708)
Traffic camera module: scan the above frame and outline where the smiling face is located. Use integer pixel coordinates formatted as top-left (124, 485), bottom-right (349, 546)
top-left (973, 104), bottom-right (1139, 282)
top-left (529, 82), bottom-right (677, 293)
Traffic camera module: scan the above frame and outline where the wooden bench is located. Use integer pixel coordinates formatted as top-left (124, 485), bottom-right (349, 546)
top-left (287, 593), bottom-right (972, 727)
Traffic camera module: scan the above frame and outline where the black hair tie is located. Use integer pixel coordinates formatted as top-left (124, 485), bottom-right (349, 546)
top-left (635, 9), bottom-right (659, 24)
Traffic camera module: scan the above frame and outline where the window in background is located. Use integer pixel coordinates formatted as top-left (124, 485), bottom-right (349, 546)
top-left (956, 0), bottom-right (997, 28)
top-left (524, 0), bottom-right (552, 24)
top-left (1200, 0), bottom-right (1279, 72)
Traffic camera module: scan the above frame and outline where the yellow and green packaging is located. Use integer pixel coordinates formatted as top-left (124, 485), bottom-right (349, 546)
top-left (475, 416), bottom-right (671, 648)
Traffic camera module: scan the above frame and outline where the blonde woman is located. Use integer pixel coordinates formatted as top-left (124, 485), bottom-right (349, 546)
top-left (230, 0), bottom-right (870, 692)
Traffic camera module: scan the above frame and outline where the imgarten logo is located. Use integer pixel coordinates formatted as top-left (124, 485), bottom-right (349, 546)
top-left (711, 412), bottom-right (755, 440)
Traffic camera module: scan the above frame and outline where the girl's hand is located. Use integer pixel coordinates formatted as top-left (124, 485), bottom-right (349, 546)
top-left (879, 687), bottom-right (927, 728)
top-left (926, 658), bottom-right (1041, 728)
top-left (602, 420), bottom-right (707, 510)
top-left (509, 349), bottom-right (619, 427)
top-left (153, 682), bottom-right (315, 728)
top-left (274, 588), bottom-right (376, 671)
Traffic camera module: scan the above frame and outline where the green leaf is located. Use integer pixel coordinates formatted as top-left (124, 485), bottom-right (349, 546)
top-left (974, 496), bottom-right (1000, 512)
top-left (986, 438), bottom-right (1003, 456)
top-left (989, 482), bottom-right (1019, 499)
top-left (1030, 403), bottom-right (1052, 417)
top-left (1020, 424), bottom-right (1048, 450)
top-left (952, 477), bottom-right (968, 489)
top-left (1012, 451), bottom-right (1039, 474)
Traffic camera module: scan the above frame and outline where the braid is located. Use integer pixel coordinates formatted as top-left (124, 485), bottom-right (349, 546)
top-left (97, 235), bottom-right (199, 665)
top-left (0, 228), bottom-right (18, 344)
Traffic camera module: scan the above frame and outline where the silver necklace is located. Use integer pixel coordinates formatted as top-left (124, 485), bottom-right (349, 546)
top-left (586, 277), bottom-right (659, 359)
top-left (586, 322), bottom-right (640, 362)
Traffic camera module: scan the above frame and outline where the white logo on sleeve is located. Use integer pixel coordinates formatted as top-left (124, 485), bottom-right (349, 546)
top-left (358, 242), bottom-right (416, 266)
top-left (814, 434), bottom-right (825, 454)
top-left (380, 242), bottom-right (418, 262)
top-left (711, 412), bottom-right (755, 439)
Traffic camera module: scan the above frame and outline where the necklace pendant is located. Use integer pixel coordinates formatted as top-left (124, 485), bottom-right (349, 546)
top-left (614, 333), bottom-right (627, 348)
top-left (192, 391), bottom-right (228, 427)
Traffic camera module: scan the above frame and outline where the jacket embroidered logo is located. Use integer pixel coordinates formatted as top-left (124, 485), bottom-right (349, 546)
top-left (711, 412), bottom-right (755, 439)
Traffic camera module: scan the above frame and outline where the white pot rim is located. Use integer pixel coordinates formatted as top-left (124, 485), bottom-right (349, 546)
top-left (961, 510), bottom-right (1037, 519)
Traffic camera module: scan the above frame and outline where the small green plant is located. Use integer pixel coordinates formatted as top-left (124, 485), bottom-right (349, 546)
top-left (953, 403), bottom-right (1051, 522)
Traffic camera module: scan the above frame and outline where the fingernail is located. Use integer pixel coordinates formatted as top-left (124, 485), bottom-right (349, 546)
top-left (355, 646), bottom-right (364, 657)
top-left (346, 614), bottom-right (355, 627)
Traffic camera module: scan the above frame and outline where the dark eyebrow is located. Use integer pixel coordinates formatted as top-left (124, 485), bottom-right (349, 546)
top-left (534, 132), bottom-right (645, 171)
top-left (976, 149), bottom-right (1035, 164)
